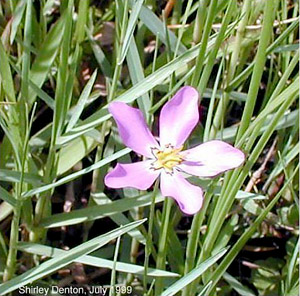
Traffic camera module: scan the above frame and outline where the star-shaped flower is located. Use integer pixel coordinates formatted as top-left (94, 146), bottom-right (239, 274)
top-left (104, 86), bottom-right (245, 215)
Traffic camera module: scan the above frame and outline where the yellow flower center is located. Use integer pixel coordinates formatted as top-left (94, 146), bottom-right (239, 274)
top-left (151, 145), bottom-right (184, 173)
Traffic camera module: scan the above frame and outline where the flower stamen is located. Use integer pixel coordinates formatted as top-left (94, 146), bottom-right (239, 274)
top-left (151, 145), bottom-right (184, 173)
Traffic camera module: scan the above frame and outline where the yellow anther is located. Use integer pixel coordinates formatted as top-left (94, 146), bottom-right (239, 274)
top-left (151, 145), bottom-right (184, 173)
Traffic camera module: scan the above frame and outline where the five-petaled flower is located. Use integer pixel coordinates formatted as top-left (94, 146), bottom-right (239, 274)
top-left (104, 86), bottom-right (245, 215)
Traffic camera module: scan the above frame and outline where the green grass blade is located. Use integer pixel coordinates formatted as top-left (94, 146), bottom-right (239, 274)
top-left (0, 203), bottom-right (13, 223)
top-left (66, 70), bottom-right (97, 132)
top-left (126, 38), bottom-right (151, 121)
top-left (0, 39), bottom-right (16, 102)
top-left (136, 3), bottom-right (186, 54)
top-left (119, 0), bottom-right (144, 64)
top-left (236, 0), bottom-right (277, 141)
top-left (10, 0), bottom-right (26, 44)
top-left (207, 166), bottom-right (298, 293)
top-left (57, 135), bottom-right (98, 175)
top-left (0, 186), bottom-right (17, 207)
top-left (216, 109), bottom-right (298, 142)
top-left (20, 0), bottom-right (32, 103)
top-left (0, 219), bottom-right (146, 295)
top-left (161, 248), bottom-right (228, 296)
top-left (28, 79), bottom-right (55, 109)
top-left (17, 242), bottom-right (179, 278)
top-left (74, 0), bottom-right (89, 44)
top-left (0, 169), bottom-right (42, 185)
top-left (58, 36), bottom-right (217, 143)
top-left (39, 192), bottom-right (164, 228)
top-left (227, 20), bottom-right (299, 91)
top-left (22, 148), bottom-right (131, 198)
top-left (43, 0), bottom-right (56, 15)
top-left (29, 12), bottom-right (66, 105)
top-left (286, 237), bottom-right (299, 292)
top-left (223, 272), bottom-right (256, 296)
top-left (87, 28), bottom-right (112, 78)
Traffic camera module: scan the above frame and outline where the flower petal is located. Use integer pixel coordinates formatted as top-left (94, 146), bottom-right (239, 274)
top-left (109, 102), bottom-right (159, 157)
top-left (160, 170), bottom-right (203, 215)
top-left (159, 86), bottom-right (199, 148)
top-left (104, 161), bottom-right (160, 190)
top-left (178, 140), bottom-right (245, 177)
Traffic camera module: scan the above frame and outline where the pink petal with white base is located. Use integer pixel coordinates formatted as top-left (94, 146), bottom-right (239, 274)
top-left (104, 161), bottom-right (160, 190)
top-left (160, 170), bottom-right (203, 215)
top-left (159, 86), bottom-right (199, 148)
top-left (178, 140), bottom-right (245, 177)
top-left (109, 102), bottom-right (159, 157)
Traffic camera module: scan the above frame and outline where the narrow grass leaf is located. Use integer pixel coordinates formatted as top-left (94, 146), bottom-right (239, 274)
top-left (227, 21), bottom-right (299, 92)
top-left (217, 109), bottom-right (298, 142)
top-left (119, 0), bottom-right (144, 64)
top-left (223, 272), bottom-right (256, 296)
top-left (0, 169), bottom-right (42, 185)
top-left (265, 142), bottom-right (299, 188)
top-left (28, 79), bottom-right (55, 109)
top-left (57, 136), bottom-right (98, 175)
top-left (18, 242), bottom-right (179, 277)
top-left (91, 191), bottom-right (146, 244)
top-left (197, 281), bottom-right (213, 296)
top-left (74, 0), bottom-right (88, 44)
top-left (0, 186), bottom-right (17, 207)
top-left (234, 191), bottom-right (266, 200)
top-left (286, 237), bottom-right (299, 292)
top-left (29, 123), bottom-right (52, 148)
top-left (236, 0), bottom-right (277, 141)
top-left (9, 61), bottom-right (55, 109)
top-left (161, 248), bottom-right (228, 296)
top-left (0, 220), bottom-right (146, 295)
top-left (212, 215), bottom-right (238, 256)
top-left (20, 0), bottom-right (32, 103)
top-left (0, 202), bottom-right (13, 223)
top-left (59, 37), bottom-right (217, 143)
top-left (10, 0), bottom-right (26, 44)
top-left (135, 2), bottom-right (186, 54)
top-left (0, 116), bottom-right (20, 167)
top-left (87, 28), bottom-right (112, 78)
top-left (66, 70), bottom-right (97, 132)
top-left (29, 12), bottom-right (66, 105)
top-left (207, 167), bottom-right (298, 293)
top-left (22, 148), bottom-right (131, 198)
top-left (43, 0), bottom-right (56, 15)
top-left (0, 39), bottom-right (16, 102)
top-left (40, 192), bottom-right (164, 228)
top-left (126, 38), bottom-right (151, 120)
top-left (56, 108), bottom-right (111, 145)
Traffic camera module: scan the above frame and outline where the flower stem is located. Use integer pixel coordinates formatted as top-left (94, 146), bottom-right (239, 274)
top-left (155, 197), bottom-right (172, 295)
top-left (143, 180), bottom-right (159, 294)
top-left (3, 202), bottom-right (21, 281)
top-left (182, 190), bottom-right (214, 296)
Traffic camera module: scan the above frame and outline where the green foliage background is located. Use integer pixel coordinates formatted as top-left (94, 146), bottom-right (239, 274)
top-left (0, 0), bottom-right (298, 295)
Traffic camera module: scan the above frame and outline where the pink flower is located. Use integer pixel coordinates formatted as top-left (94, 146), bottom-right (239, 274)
top-left (104, 86), bottom-right (245, 215)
